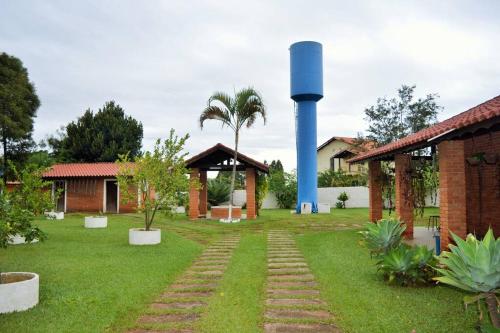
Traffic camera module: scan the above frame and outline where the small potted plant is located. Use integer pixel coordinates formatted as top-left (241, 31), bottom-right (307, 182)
top-left (0, 190), bottom-right (45, 313)
top-left (84, 210), bottom-right (108, 229)
top-left (117, 129), bottom-right (194, 245)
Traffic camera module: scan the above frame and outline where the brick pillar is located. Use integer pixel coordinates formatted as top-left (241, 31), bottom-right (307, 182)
top-left (199, 170), bottom-right (207, 216)
top-left (368, 160), bottom-right (383, 222)
top-left (439, 140), bottom-right (467, 250)
top-left (395, 154), bottom-right (413, 239)
top-left (188, 168), bottom-right (200, 219)
top-left (246, 168), bottom-right (256, 220)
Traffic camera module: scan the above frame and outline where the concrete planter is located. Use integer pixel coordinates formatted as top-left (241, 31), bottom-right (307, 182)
top-left (46, 211), bottom-right (64, 220)
top-left (84, 216), bottom-right (108, 228)
top-left (0, 272), bottom-right (39, 314)
top-left (8, 234), bottom-right (38, 245)
top-left (129, 228), bottom-right (161, 245)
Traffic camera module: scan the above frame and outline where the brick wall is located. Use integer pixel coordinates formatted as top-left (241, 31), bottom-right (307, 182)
top-left (464, 131), bottom-right (500, 237)
top-left (395, 154), bottom-right (414, 238)
top-left (368, 160), bottom-right (383, 222)
top-left (439, 140), bottom-right (468, 249)
top-left (188, 168), bottom-right (200, 219)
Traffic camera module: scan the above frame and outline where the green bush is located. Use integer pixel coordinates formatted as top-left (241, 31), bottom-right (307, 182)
top-left (435, 229), bottom-right (500, 329)
top-left (337, 191), bottom-right (349, 208)
top-left (335, 201), bottom-right (344, 209)
top-left (318, 170), bottom-right (367, 187)
top-left (359, 219), bottom-right (406, 258)
top-left (207, 178), bottom-right (230, 206)
top-left (377, 244), bottom-right (437, 286)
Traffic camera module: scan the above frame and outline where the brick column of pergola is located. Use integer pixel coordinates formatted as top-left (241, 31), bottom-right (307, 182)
top-left (438, 140), bottom-right (467, 250)
top-left (368, 160), bottom-right (383, 222)
top-left (246, 167), bottom-right (256, 219)
top-left (199, 170), bottom-right (208, 216)
top-left (188, 168), bottom-right (200, 219)
top-left (395, 154), bottom-right (414, 239)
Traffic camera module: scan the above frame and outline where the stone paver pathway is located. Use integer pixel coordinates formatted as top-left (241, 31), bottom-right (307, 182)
top-left (264, 230), bottom-right (340, 333)
top-left (127, 234), bottom-right (241, 333)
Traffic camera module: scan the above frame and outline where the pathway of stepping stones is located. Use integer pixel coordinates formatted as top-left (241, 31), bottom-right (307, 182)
top-left (128, 234), bottom-right (241, 333)
top-left (264, 230), bottom-right (340, 333)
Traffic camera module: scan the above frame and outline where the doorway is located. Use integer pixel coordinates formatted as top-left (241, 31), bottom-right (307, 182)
top-left (54, 180), bottom-right (66, 212)
top-left (105, 180), bottom-right (118, 213)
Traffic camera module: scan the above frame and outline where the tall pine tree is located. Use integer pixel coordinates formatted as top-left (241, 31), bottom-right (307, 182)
top-left (0, 53), bottom-right (40, 182)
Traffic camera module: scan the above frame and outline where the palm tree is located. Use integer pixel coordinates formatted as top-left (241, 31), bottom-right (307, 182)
top-left (200, 87), bottom-right (266, 222)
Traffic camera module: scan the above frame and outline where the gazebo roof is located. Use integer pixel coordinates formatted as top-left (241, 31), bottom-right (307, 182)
top-left (186, 143), bottom-right (269, 173)
top-left (350, 95), bottom-right (500, 163)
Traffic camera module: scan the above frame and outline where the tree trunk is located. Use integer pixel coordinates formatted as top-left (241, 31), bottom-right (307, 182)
top-left (2, 135), bottom-right (7, 184)
top-left (228, 130), bottom-right (239, 221)
top-left (485, 293), bottom-right (500, 328)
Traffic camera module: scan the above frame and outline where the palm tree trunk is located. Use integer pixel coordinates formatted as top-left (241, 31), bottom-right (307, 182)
top-left (229, 130), bottom-right (239, 221)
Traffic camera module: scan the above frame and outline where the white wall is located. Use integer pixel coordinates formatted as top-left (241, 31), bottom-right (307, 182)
top-left (228, 187), bottom-right (439, 209)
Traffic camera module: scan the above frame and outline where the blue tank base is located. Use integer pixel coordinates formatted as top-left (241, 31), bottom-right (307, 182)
top-left (295, 202), bottom-right (318, 214)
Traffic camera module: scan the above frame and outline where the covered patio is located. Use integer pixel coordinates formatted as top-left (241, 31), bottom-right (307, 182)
top-left (350, 95), bottom-right (500, 249)
top-left (185, 143), bottom-right (269, 220)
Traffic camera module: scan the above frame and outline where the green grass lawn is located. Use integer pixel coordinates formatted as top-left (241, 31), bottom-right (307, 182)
top-left (0, 208), bottom-right (475, 333)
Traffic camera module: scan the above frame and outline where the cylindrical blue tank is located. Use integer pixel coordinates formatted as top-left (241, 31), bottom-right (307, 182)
top-left (290, 41), bottom-right (323, 213)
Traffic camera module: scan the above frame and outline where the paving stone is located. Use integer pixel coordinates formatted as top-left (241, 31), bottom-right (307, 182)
top-left (138, 313), bottom-right (200, 323)
top-left (268, 281), bottom-right (318, 288)
top-left (128, 329), bottom-right (194, 333)
top-left (268, 258), bottom-right (306, 263)
top-left (170, 283), bottom-right (217, 290)
top-left (190, 265), bottom-right (225, 270)
top-left (268, 268), bottom-right (311, 274)
top-left (265, 309), bottom-right (332, 320)
top-left (264, 323), bottom-right (339, 333)
top-left (151, 301), bottom-right (205, 310)
top-left (268, 262), bottom-right (308, 268)
top-left (267, 289), bottom-right (320, 296)
top-left (266, 298), bottom-right (326, 306)
top-left (268, 274), bottom-right (315, 281)
top-left (161, 291), bottom-right (212, 298)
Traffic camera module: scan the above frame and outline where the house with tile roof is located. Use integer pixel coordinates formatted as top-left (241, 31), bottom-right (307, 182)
top-left (317, 136), bottom-right (375, 174)
top-left (350, 94), bottom-right (500, 250)
top-left (42, 162), bottom-right (137, 213)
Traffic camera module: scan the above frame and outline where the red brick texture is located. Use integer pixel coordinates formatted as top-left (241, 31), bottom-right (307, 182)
top-left (199, 170), bottom-right (208, 216)
top-left (210, 206), bottom-right (242, 220)
top-left (395, 154), bottom-right (414, 239)
top-left (439, 140), bottom-right (468, 250)
top-left (368, 160), bottom-right (383, 222)
top-left (56, 177), bottom-right (137, 213)
top-left (246, 168), bottom-right (256, 219)
top-left (464, 131), bottom-right (500, 238)
top-left (188, 168), bottom-right (200, 219)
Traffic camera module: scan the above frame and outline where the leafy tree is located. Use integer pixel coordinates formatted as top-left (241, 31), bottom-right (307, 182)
top-left (215, 171), bottom-right (245, 190)
top-left (199, 87), bottom-right (266, 221)
top-left (364, 85), bottom-right (441, 146)
top-left (268, 161), bottom-right (297, 209)
top-left (255, 171), bottom-right (268, 215)
top-left (0, 53), bottom-right (40, 182)
top-left (117, 129), bottom-right (191, 231)
top-left (49, 101), bottom-right (143, 162)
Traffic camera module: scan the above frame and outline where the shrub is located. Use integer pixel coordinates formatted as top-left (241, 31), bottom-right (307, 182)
top-left (337, 191), bottom-right (349, 208)
top-left (359, 219), bottom-right (406, 258)
top-left (377, 244), bottom-right (437, 286)
top-left (434, 229), bottom-right (500, 329)
top-left (317, 170), bottom-right (367, 187)
top-left (207, 178), bottom-right (230, 206)
top-left (335, 201), bottom-right (344, 209)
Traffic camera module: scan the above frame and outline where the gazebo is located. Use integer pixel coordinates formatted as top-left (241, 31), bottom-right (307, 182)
top-left (185, 143), bottom-right (269, 220)
top-left (349, 95), bottom-right (500, 250)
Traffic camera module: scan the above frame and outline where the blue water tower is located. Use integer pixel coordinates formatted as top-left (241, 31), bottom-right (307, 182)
top-left (290, 41), bottom-right (323, 213)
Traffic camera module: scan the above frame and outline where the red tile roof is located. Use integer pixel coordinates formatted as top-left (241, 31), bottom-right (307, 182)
top-left (186, 143), bottom-right (269, 173)
top-left (349, 95), bottom-right (500, 163)
top-left (42, 162), bottom-right (126, 178)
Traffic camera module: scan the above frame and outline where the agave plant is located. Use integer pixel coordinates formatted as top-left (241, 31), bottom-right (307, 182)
top-left (377, 244), bottom-right (437, 286)
top-left (435, 229), bottom-right (500, 328)
top-left (359, 219), bottom-right (406, 257)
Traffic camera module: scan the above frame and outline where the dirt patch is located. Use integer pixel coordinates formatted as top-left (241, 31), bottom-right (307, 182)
top-left (0, 273), bottom-right (35, 284)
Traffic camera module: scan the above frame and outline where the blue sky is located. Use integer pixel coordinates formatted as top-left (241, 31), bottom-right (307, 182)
top-left (1, 0), bottom-right (499, 170)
